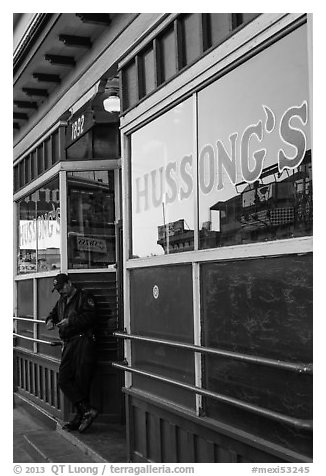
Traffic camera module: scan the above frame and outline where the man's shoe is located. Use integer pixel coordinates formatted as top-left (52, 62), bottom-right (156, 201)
top-left (62, 413), bottom-right (83, 431)
top-left (78, 408), bottom-right (98, 433)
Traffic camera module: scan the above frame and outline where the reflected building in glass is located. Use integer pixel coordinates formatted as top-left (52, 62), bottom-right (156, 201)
top-left (18, 178), bottom-right (60, 273)
top-left (208, 150), bottom-right (312, 247)
top-left (67, 171), bottom-right (115, 268)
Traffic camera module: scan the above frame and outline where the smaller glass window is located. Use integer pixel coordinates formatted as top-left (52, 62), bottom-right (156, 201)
top-left (206, 13), bottom-right (232, 49)
top-left (180, 14), bottom-right (202, 67)
top-left (44, 138), bottom-right (52, 170)
top-left (18, 193), bottom-right (37, 273)
top-left (24, 157), bottom-right (30, 184)
top-left (19, 161), bottom-right (25, 188)
top-left (31, 150), bottom-right (37, 179)
top-left (67, 170), bottom-right (115, 269)
top-left (37, 146), bottom-right (44, 176)
top-left (140, 47), bottom-right (155, 97)
top-left (14, 165), bottom-right (19, 192)
top-left (52, 130), bottom-right (60, 165)
top-left (158, 26), bottom-right (176, 83)
top-left (17, 177), bottom-right (60, 274)
top-left (234, 13), bottom-right (259, 28)
top-left (122, 60), bottom-right (138, 110)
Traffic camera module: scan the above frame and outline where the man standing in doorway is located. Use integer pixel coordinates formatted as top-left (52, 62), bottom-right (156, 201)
top-left (46, 273), bottom-right (98, 432)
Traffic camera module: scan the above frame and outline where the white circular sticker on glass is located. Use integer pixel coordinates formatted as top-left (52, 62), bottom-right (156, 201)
top-left (153, 285), bottom-right (159, 299)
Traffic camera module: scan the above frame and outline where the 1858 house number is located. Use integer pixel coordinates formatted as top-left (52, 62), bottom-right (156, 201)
top-left (71, 114), bottom-right (85, 141)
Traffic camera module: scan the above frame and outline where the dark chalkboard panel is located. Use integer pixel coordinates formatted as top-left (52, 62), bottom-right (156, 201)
top-left (130, 264), bottom-right (195, 409)
top-left (200, 253), bottom-right (313, 458)
top-left (201, 253), bottom-right (313, 362)
top-left (130, 264), bottom-right (194, 342)
top-left (17, 279), bottom-right (33, 318)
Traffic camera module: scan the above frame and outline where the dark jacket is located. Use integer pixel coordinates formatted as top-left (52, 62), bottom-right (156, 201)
top-left (46, 287), bottom-right (96, 341)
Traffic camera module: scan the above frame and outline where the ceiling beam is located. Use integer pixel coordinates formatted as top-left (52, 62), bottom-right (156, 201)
top-left (14, 100), bottom-right (38, 109)
top-left (13, 13), bottom-right (154, 157)
top-left (33, 72), bottom-right (61, 83)
top-left (59, 34), bottom-right (92, 48)
top-left (44, 54), bottom-right (76, 66)
top-left (14, 112), bottom-right (29, 120)
top-left (22, 87), bottom-right (48, 97)
top-left (76, 13), bottom-right (111, 25)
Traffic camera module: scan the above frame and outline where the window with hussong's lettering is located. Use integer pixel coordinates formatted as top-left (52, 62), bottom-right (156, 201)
top-left (17, 177), bottom-right (60, 274)
top-left (130, 24), bottom-right (311, 259)
top-left (197, 23), bottom-right (311, 250)
top-left (131, 98), bottom-right (195, 258)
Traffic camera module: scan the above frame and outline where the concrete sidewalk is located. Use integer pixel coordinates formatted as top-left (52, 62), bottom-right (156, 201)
top-left (13, 394), bottom-right (127, 463)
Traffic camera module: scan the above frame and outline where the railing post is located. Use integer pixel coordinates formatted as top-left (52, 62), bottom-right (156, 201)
top-left (62, 393), bottom-right (71, 422)
top-left (33, 277), bottom-right (38, 353)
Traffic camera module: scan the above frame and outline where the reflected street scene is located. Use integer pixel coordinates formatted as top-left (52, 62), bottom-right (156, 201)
top-left (18, 177), bottom-right (60, 273)
top-left (67, 170), bottom-right (115, 269)
top-left (131, 23), bottom-right (312, 257)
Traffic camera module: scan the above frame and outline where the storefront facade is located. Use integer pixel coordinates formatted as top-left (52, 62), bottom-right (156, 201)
top-left (13, 12), bottom-right (160, 425)
top-left (14, 13), bottom-right (312, 463)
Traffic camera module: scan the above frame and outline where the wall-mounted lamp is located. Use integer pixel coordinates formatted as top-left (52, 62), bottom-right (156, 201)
top-left (103, 77), bottom-right (120, 113)
top-left (103, 95), bottom-right (120, 112)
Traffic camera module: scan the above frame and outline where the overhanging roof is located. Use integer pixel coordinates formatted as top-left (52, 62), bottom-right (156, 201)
top-left (13, 13), bottom-right (116, 139)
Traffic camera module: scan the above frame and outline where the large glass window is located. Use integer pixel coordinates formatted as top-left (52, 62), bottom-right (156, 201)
top-left (18, 177), bottom-right (60, 274)
top-left (131, 98), bottom-right (194, 258)
top-left (67, 170), bottom-right (115, 269)
top-left (198, 24), bottom-right (311, 249)
top-left (130, 25), bottom-right (311, 260)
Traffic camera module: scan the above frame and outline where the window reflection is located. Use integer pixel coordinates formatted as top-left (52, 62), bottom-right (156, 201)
top-left (200, 152), bottom-right (312, 248)
top-left (67, 171), bottom-right (115, 269)
top-left (130, 25), bottom-right (311, 259)
top-left (198, 24), bottom-right (312, 248)
top-left (131, 98), bottom-right (194, 258)
top-left (18, 194), bottom-right (37, 273)
top-left (18, 178), bottom-right (60, 273)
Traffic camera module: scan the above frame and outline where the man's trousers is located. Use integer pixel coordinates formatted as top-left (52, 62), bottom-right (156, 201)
top-left (58, 334), bottom-right (96, 406)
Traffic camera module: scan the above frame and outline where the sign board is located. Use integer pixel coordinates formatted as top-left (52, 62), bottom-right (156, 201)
top-left (66, 109), bottom-right (94, 148)
top-left (158, 219), bottom-right (185, 240)
top-left (76, 236), bottom-right (107, 254)
top-left (19, 205), bottom-right (60, 250)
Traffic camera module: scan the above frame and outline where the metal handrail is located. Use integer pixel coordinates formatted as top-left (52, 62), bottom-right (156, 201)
top-left (13, 317), bottom-right (59, 345)
top-left (13, 333), bottom-right (62, 346)
top-left (13, 317), bottom-right (45, 324)
top-left (114, 332), bottom-right (313, 375)
top-left (112, 362), bottom-right (312, 431)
